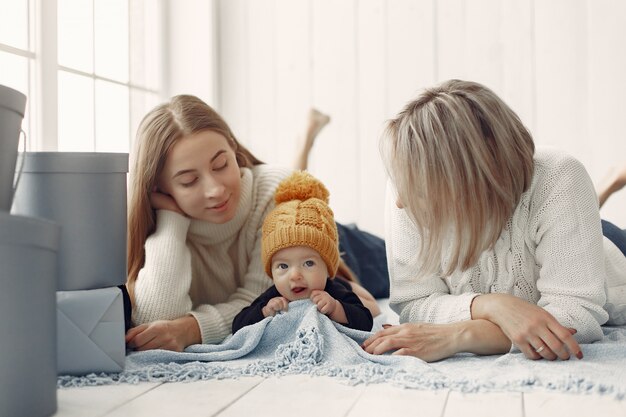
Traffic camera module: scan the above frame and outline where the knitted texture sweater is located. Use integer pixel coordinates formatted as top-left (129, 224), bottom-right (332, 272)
top-left (132, 164), bottom-right (291, 344)
top-left (385, 149), bottom-right (626, 343)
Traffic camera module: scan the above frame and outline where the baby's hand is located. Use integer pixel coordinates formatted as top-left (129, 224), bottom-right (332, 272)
top-left (262, 296), bottom-right (289, 317)
top-left (310, 290), bottom-right (337, 316)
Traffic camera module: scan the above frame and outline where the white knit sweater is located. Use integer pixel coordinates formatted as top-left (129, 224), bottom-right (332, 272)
top-left (385, 149), bottom-right (626, 343)
top-left (132, 164), bottom-right (291, 343)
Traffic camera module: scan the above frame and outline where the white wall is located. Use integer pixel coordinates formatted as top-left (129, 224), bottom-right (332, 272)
top-left (207, 0), bottom-right (626, 236)
top-left (166, 0), bottom-right (218, 107)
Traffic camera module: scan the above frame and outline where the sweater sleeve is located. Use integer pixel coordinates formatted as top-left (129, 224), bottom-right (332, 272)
top-left (385, 183), bottom-right (479, 324)
top-left (132, 210), bottom-right (194, 325)
top-left (231, 286), bottom-right (281, 334)
top-left (531, 155), bottom-right (609, 343)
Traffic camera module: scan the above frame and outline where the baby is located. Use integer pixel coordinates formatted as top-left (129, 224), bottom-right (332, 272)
top-left (232, 171), bottom-right (373, 333)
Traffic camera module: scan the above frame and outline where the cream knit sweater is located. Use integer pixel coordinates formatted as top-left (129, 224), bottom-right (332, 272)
top-left (132, 164), bottom-right (291, 343)
top-left (386, 149), bottom-right (626, 343)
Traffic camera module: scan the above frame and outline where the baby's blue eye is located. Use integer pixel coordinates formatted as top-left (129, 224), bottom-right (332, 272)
top-left (304, 260), bottom-right (315, 267)
top-left (277, 263), bottom-right (288, 270)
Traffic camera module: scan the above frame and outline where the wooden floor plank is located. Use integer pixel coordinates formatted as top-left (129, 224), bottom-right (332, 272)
top-left (524, 391), bottom-right (626, 417)
top-left (217, 375), bottom-right (366, 417)
top-left (56, 382), bottom-right (162, 417)
top-left (103, 377), bottom-right (263, 417)
top-left (347, 384), bottom-right (448, 417)
top-left (54, 379), bottom-right (626, 417)
top-left (444, 391), bottom-right (523, 417)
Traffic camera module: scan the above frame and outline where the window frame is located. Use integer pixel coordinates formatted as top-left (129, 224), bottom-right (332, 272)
top-left (1, 0), bottom-right (166, 152)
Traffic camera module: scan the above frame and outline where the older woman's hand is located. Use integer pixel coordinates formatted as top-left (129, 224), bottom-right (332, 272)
top-left (471, 293), bottom-right (582, 361)
top-left (363, 318), bottom-right (514, 361)
top-left (362, 322), bottom-right (464, 362)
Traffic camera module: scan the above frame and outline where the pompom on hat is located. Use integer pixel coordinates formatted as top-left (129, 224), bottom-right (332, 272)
top-left (262, 171), bottom-right (339, 278)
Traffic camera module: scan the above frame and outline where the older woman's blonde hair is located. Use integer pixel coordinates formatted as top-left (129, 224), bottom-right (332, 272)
top-left (380, 79), bottom-right (535, 278)
top-left (126, 95), bottom-right (262, 300)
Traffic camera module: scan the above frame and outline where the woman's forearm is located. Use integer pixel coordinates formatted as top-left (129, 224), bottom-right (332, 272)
top-left (175, 315), bottom-right (202, 347)
top-left (362, 319), bottom-right (511, 360)
top-left (470, 293), bottom-right (502, 322)
top-left (133, 211), bottom-right (194, 325)
top-left (467, 293), bottom-right (584, 360)
top-left (455, 319), bottom-right (511, 355)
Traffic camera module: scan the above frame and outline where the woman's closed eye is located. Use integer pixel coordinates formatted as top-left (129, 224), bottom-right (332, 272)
top-left (212, 154), bottom-right (229, 171)
top-left (180, 177), bottom-right (198, 187)
top-left (213, 161), bottom-right (228, 171)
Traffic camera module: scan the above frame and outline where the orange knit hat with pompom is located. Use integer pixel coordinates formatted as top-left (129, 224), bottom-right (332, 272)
top-left (262, 171), bottom-right (339, 278)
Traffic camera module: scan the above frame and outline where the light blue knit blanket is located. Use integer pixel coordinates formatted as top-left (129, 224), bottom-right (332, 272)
top-left (58, 300), bottom-right (626, 399)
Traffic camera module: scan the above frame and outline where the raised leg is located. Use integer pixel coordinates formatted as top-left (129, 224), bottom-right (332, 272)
top-left (293, 108), bottom-right (331, 171)
top-left (597, 163), bottom-right (626, 207)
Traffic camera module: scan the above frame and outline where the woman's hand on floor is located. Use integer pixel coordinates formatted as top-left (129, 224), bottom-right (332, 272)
top-left (363, 318), bottom-right (512, 361)
top-left (126, 315), bottom-right (201, 352)
top-left (471, 293), bottom-right (582, 361)
top-left (362, 322), bottom-right (466, 362)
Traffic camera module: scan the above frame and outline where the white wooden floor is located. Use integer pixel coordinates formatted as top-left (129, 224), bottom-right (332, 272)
top-left (56, 375), bottom-right (626, 417)
top-left (54, 301), bottom-right (626, 416)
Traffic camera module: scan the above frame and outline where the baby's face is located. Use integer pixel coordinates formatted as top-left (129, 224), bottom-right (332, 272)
top-left (271, 246), bottom-right (328, 301)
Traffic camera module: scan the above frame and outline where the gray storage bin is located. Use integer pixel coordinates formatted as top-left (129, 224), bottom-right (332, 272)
top-left (11, 152), bottom-right (128, 291)
top-left (0, 84), bottom-right (26, 211)
top-left (0, 212), bottom-right (59, 417)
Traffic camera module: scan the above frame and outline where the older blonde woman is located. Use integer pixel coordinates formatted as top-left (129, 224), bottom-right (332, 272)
top-left (364, 79), bottom-right (626, 362)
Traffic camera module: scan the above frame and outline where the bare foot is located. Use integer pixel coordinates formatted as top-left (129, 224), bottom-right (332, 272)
top-left (306, 109), bottom-right (331, 149)
top-left (598, 163), bottom-right (626, 207)
top-left (294, 108), bottom-right (331, 170)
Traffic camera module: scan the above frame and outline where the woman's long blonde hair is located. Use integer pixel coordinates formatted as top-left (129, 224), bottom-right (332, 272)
top-left (380, 79), bottom-right (535, 278)
top-left (126, 95), bottom-right (262, 300)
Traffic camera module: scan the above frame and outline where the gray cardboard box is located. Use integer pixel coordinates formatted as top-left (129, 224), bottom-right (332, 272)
top-left (0, 212), bottom-right (59, 417)
top-left (12, 152), bottom-right (128, 291)
top-left (57, 287), bottom-right (126, 375)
